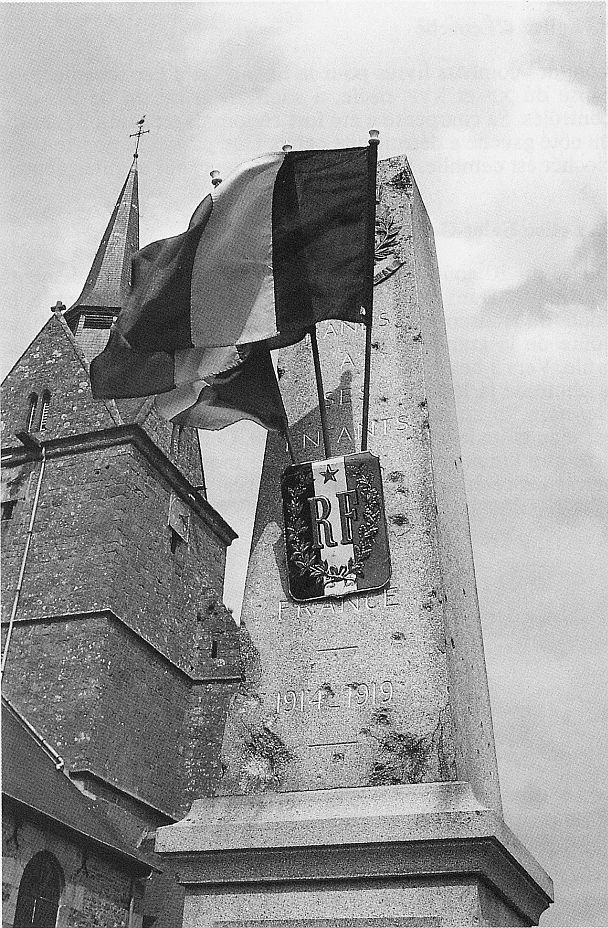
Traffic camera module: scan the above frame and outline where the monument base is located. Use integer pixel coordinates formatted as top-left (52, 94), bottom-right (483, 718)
top-left (155, 782), bottom-right (552, 927)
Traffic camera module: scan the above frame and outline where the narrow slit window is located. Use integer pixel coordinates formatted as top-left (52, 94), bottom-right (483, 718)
top-left (26, 394), bottom-right (38, 432)
top-left (211, 640), bottom-right (218, 659)
top-left (170, 529), bottom-right (182, 554)
top-left (39, 391), bottom-right (51, 431)
top-left (171, 424), bottom-right (183, 456)
top-left (1, 500), bottom-right (17, 521)
top-left (171, 424), bottom-right (179, 457)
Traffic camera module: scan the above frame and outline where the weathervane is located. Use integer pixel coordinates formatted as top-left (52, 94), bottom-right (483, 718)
top-left (130, 116), bottom-right (150, 159)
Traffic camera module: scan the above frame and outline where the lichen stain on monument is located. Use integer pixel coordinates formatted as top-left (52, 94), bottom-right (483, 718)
top-left (239, 723), bottom-right (293, 793)
top-left (362, 704), bottom-right (456, 786)
top-left (386, 165), bottom-right (413, 192)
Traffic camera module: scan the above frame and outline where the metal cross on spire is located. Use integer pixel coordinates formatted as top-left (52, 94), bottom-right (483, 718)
top-left (130, 116), bottom-right (150, 159)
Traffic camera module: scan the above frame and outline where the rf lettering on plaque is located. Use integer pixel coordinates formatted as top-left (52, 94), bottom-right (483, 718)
top-left (281, 451), bottom-right (391, 602)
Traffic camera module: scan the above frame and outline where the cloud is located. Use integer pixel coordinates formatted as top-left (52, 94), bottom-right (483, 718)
top-left (482, 222), bottom-right (606, 321)
top-left (2, 2), bottom-right (603, 379)
top-left (457, 305), bottom-right (606, 923)
top-left (529, 2), bottom-right (606, 110)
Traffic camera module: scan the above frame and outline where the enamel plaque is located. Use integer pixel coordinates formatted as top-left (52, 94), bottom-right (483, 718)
top-left (281, 451), bottom-right (391, 602)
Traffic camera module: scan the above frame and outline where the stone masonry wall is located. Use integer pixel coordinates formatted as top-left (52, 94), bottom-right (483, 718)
top-left (1, 307), bottom-right (240, 925)
top-left (1, 442), bottom-right (226, 673)
top-left (1, 315), bottom-right (118, 441)
top-left (3, 612), bottom-right (236, 818)
top-left (1, 311), bottom-right (205, 493)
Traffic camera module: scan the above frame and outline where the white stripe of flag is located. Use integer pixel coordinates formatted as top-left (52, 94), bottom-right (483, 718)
top-left (311, 456), bottom-right (357, 597)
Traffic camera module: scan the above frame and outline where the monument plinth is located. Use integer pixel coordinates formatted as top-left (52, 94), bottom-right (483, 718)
top-left (157, 156), bottom-right (553, 926)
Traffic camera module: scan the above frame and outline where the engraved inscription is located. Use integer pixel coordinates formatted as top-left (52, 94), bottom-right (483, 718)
top-left (277, 585), bottom-right (401, 621)
top-left (298, 416), bottom-right (409, 449)
top-left (321, 320), bottom-right (360, 338)
top-left (347, 680), bottom-right (393, 708)
top-left (275, 681), bottom-right (394, 714)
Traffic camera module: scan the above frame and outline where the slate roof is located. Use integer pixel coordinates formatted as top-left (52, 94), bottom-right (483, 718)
top-left (65, 159), bottom-right (140, 319)
top-left (2, 698), bottom-right (151, 875)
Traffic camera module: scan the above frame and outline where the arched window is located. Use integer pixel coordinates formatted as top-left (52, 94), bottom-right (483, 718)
top-left (26, 394), bottom-right (38, 432)
top-left (13, 851), bottom-right (63, 928)
top-left (39, 391), bottom-right (51, 432)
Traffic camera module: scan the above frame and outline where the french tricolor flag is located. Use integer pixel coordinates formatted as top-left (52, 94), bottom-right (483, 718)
top-left (91, 146), bottom-right (373, 431)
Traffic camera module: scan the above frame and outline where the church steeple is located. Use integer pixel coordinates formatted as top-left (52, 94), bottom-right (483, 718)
top-left (64, 157), bottom-right (140, 358)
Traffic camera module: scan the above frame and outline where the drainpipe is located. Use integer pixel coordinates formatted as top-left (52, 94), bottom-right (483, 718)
top-left (3, 696), bottom-right (65, 770)
top-left (1, 439), bottom-right (46, 678)
top-left (128, 875), bottom-right (151, 928)
top-left (128, 878), bottom-right (136, 928)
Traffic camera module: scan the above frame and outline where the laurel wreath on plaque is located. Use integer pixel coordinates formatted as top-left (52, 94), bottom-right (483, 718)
top-left (285, 469), bottom-right (382, 585)
top-left (375, 212), bottom-right (401, 262)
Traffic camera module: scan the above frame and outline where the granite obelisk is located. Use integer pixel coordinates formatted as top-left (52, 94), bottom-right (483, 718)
top-left (157, 155), bottom-right (553, 927)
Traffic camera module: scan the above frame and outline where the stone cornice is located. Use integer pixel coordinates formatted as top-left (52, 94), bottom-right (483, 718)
top-left (67, 768), bottom-right (179, 825)
top-left (1, 608), bottom-right (241, 687)
top-left (1, 423), bottom-right (237, 545)
top-left (156, 783), bottom-right (553, 925)
top-left (171, 834), bottom-right (550, 925)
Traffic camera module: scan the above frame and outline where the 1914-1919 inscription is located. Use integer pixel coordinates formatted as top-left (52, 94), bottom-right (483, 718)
top-left (276, 680), bottom-right (394, 714)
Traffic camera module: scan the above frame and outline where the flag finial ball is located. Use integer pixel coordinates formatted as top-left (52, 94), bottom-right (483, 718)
top-left (282, 144), bottom-right (293, 153)
top-left (210, 170), bottom-right (222, 187)
top-left (369, 129), bottom-right (380, 142)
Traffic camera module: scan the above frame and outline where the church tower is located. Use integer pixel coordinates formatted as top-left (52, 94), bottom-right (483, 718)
top-left (1, 149), bottom-right (241, 925)
top-left (64, 156), bottom-right (140, 356)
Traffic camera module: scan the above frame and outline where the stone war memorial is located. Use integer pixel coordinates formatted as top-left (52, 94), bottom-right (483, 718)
top-left (155, 149), bottom-right (553, 925)
top-left (1, 133), bottom-right (553, 928)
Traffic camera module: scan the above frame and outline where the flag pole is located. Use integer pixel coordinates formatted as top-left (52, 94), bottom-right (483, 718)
top-left (275, 145), bottom-right (301, 466)
top-left (361, 129), bottom-right (379, 452)
top-left (310, 326), bottom-right (332, 459)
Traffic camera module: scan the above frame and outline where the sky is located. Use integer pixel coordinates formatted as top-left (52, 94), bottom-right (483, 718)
top-left (1, 2), bottom-right (605, 925)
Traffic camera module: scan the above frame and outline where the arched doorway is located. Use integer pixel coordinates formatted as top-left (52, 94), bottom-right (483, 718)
top-left (13, 851), bottom-right (63, 928)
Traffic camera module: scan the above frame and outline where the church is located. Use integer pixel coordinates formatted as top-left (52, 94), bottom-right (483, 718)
top-left (1, 150), bottom-right (241, 927)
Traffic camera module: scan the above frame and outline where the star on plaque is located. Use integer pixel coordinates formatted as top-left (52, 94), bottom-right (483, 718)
top-left (321, 464), bottom-right (339, 483)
